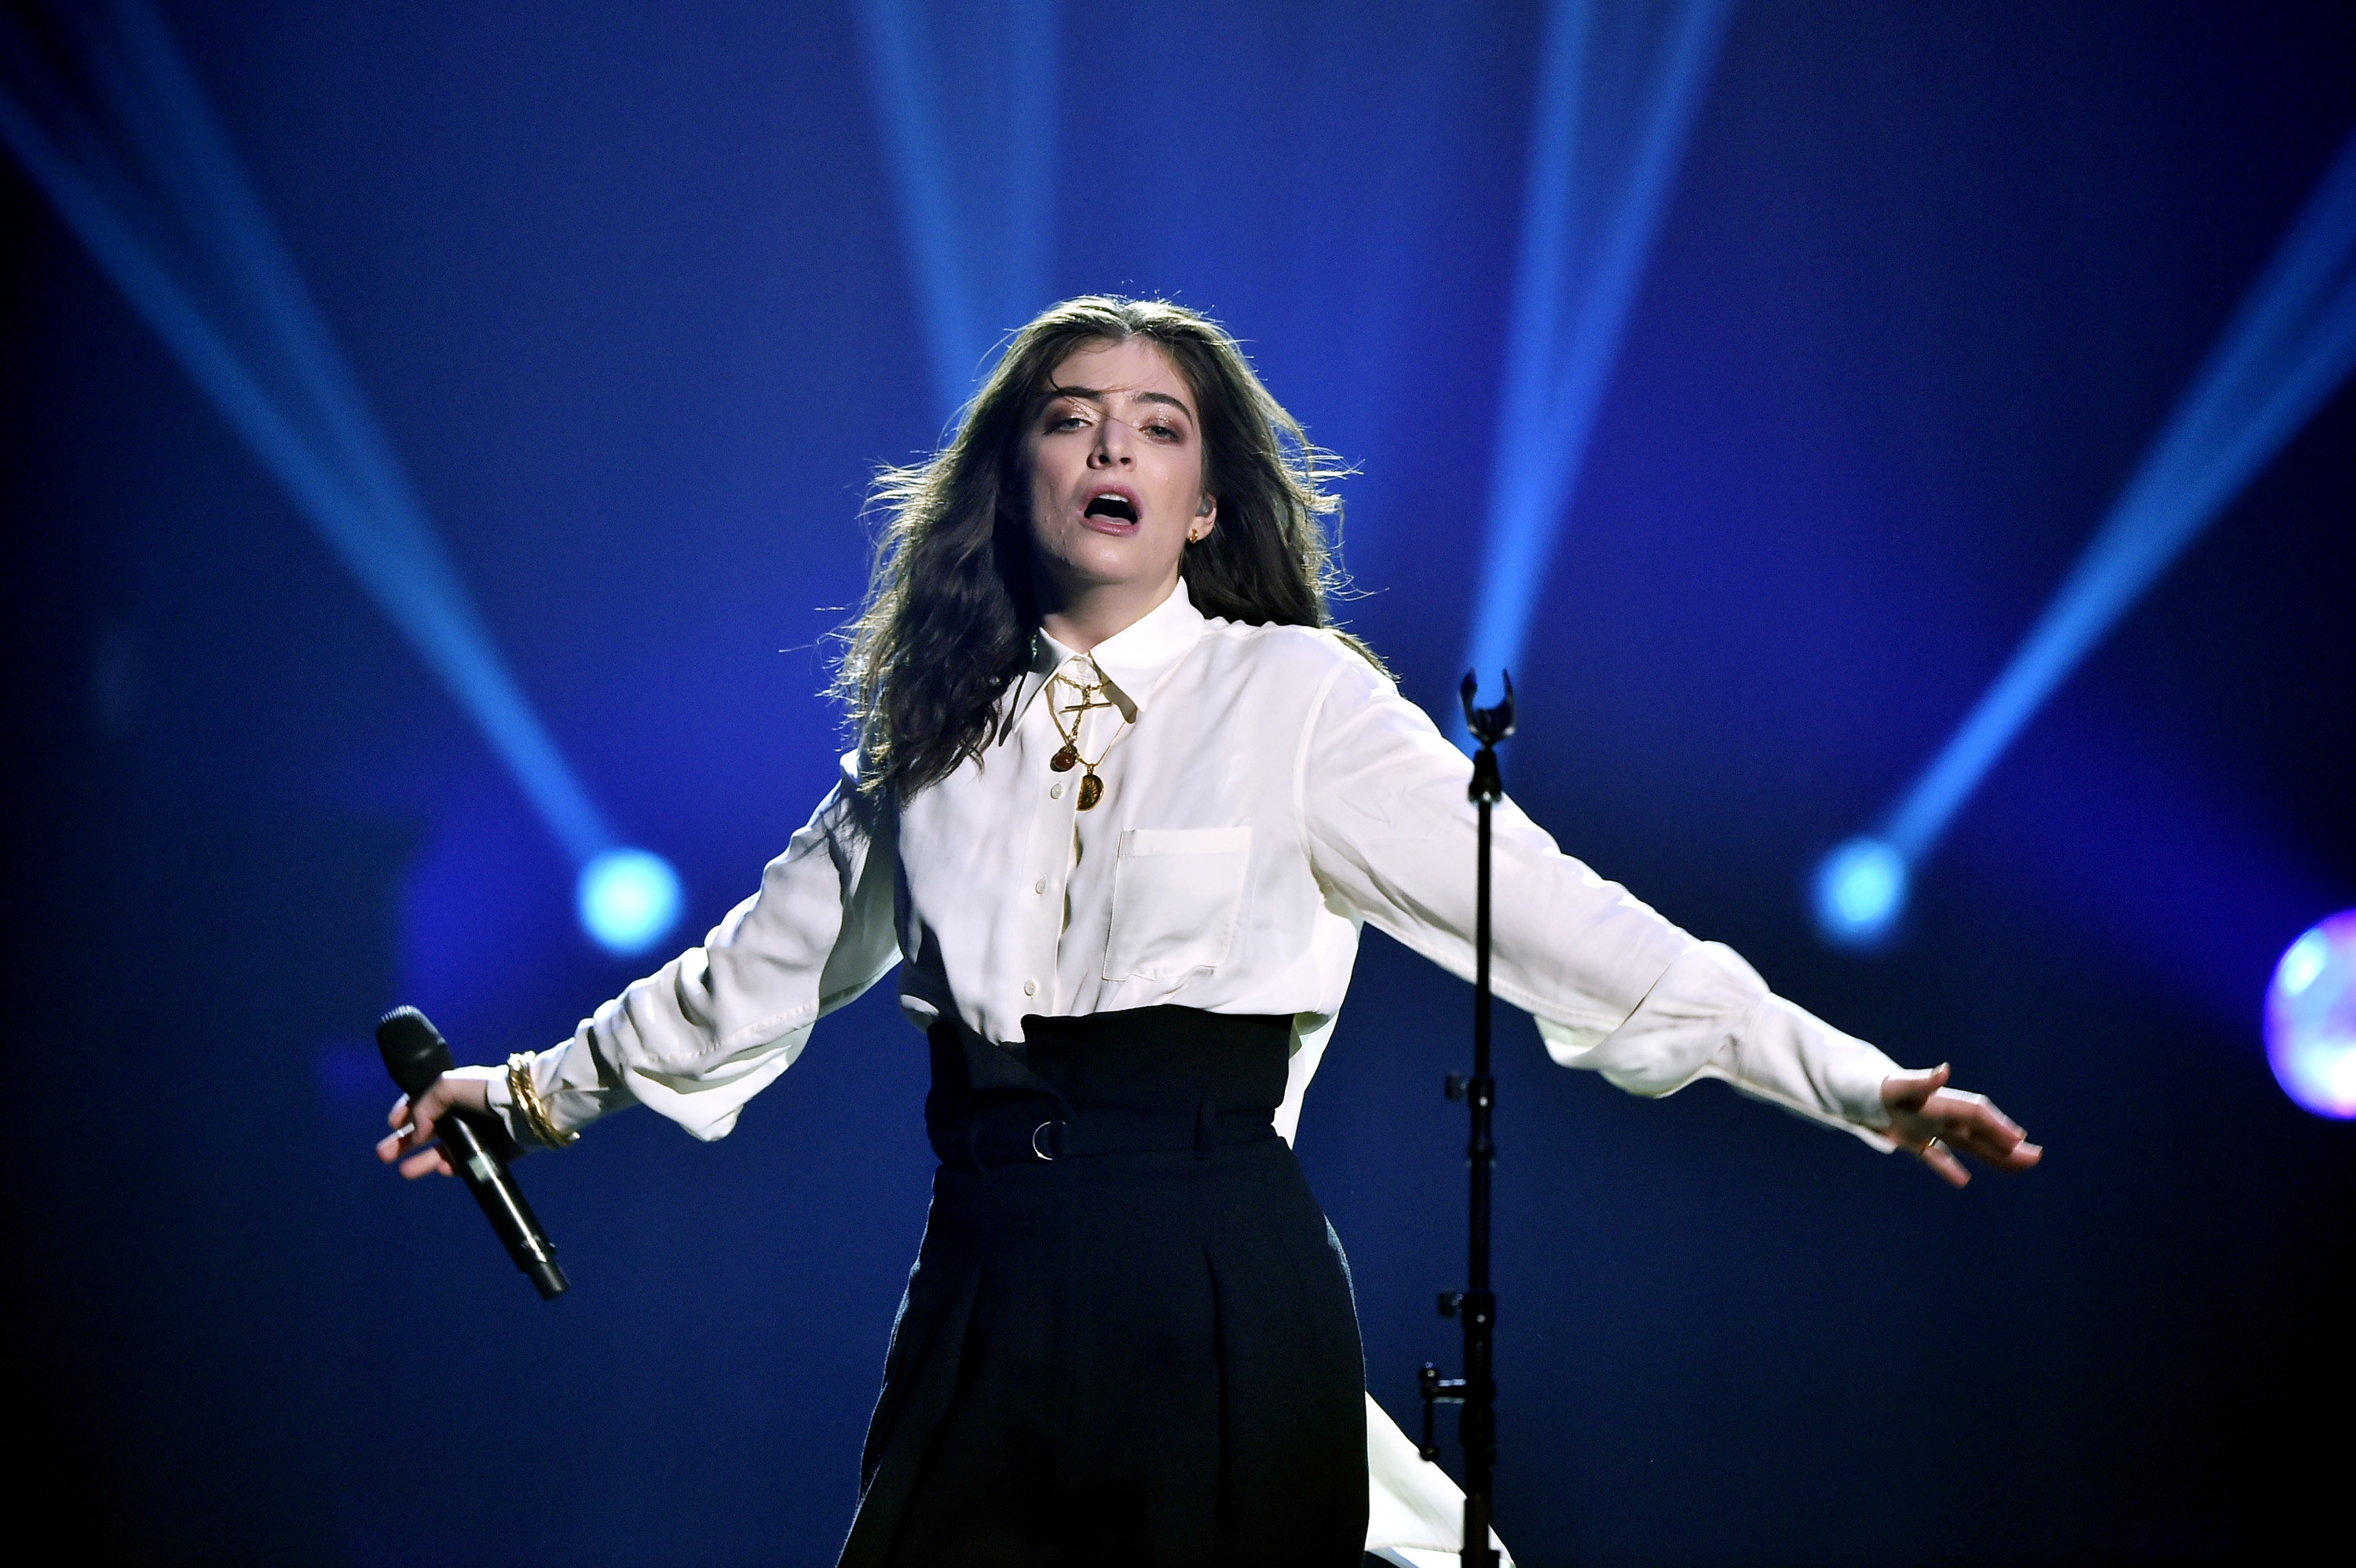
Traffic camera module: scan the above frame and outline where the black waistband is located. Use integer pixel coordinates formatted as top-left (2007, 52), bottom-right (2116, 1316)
top-left (925, 1006), bottom-right (1292, 1169)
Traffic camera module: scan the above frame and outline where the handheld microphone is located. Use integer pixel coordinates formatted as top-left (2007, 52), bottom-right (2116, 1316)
top-left (377, 1006), bottom-right (570, 1300)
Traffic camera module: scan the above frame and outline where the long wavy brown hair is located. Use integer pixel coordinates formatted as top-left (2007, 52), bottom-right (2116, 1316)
top-left (833, 295), bottom-right (1381, 806)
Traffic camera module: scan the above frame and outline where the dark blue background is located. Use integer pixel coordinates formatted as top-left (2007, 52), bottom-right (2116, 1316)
top-left (6, 3), bottom-right (2353, 1563)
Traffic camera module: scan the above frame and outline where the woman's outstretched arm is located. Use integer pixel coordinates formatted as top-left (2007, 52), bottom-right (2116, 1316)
top-left (1299, 651), bottom-right (2038, 1179)
top-left (376, 756), bottom-right (901, 1172)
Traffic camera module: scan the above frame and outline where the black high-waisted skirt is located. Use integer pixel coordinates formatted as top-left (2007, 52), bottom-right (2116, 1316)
top-left (836, 1006), bottom-right (1369, 1567)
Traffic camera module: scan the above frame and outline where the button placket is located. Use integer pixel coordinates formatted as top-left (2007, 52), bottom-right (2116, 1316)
top-left (1023, 663), bottom-right (1087, 1016)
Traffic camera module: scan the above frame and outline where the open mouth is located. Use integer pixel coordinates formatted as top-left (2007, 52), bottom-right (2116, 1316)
top-left (1083, 492), bottom-right (1140, 524)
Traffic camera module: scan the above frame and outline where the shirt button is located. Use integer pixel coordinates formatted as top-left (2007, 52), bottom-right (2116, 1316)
top-left (1033, 879), bottom-right (1047, 894)
top-left (1023, 979), bottom-right (1037, 996)
top-left (1049, 781), bottom-right (1063, 799)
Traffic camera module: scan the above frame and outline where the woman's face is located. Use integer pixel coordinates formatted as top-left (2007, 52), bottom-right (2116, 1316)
top-left (1022, 336), bottom-right (1216, 613)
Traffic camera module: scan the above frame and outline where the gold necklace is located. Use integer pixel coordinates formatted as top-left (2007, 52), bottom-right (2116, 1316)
top-left (1046, 667), bottom-right (1122, 810)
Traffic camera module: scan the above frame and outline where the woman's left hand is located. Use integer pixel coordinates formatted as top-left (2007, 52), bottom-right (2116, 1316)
top-left (1880, 1065), bottom-right (2042, 1188)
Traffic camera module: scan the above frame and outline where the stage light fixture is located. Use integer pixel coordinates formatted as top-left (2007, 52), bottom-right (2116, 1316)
top-left (578, 850), bottom-right (686, 959)
top-left (1812, 836), bottom-right (1908, 949)
top-left (1459, 0), bottom-right (1732, 737)
top-left (2267, 912), bottom-right (2356, 1120)
top-left (1814, 126), bottom-right (2356, 949)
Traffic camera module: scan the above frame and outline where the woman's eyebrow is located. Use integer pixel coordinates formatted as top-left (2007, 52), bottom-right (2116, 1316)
top-left (1044, 384), bottom-right (1194, 418)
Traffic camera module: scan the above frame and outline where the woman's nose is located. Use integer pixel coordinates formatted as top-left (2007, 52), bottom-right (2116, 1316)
top-left (1090, 418), bottom-right (1132, 466)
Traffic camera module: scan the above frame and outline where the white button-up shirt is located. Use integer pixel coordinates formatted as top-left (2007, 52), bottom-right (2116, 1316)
top-left (492, 577), bottom-right (1898, 1151)
top-left (478, 577), bottom-right (1902, 1562)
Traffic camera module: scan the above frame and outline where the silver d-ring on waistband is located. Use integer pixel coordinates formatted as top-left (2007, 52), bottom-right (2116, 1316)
top-left (1031, 1120), bottom-right (1062, 1162)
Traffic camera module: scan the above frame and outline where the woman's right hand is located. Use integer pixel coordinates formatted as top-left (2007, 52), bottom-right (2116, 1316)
top-left (375, 1076), bottom-right (492, 1179)
top-left (1879, 1064), bottom-right (2042, 1187)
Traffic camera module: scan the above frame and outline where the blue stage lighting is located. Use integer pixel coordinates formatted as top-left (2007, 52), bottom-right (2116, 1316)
top-left (1819, 126), bottom-right (2356, 934)
top-left (858, 0), bottom-right (1057, 419)
top-left (1813, 836), bottom-right (1908, 949)
top-left (578, 850), bottom-right (684, 958)
top-left (2, 2), bottom-right (635, 908)
top-left (1458, 0), bottom-right (1732, 739)
top-left (2266, 912), bottom-right (2356, 1120)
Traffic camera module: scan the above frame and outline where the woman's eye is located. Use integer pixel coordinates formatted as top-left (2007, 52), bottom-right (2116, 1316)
top-left (1144, 422), bottom-right (1178, 439)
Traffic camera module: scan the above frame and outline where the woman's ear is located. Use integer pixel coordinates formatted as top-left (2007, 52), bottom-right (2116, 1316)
top-left (1189, 494), bottom-right (1218, 543)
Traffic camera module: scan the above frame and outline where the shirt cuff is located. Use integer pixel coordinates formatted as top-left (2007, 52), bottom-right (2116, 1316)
top-left (1535, 941), bottom-right (1901, 1146)
top-left (440, 1063), bottom-right (529, 1146)
top-left (525, 1035), bottom-right (642, 1142)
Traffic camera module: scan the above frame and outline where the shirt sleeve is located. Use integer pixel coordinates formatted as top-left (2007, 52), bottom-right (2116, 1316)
top-left (487, 753), bottom-right (902, 1145)
top-left (1299, 656), bottom-right (1897, 1146)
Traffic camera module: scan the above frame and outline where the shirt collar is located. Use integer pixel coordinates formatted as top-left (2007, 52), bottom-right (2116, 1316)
top-left (997, 578), bottom-right (1208, 739)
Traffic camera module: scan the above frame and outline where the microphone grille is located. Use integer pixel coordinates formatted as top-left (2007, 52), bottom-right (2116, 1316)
top-left (376, 1006), bottom-right (455, 1098)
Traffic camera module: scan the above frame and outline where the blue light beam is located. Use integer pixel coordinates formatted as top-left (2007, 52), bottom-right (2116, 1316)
top-left (1461, 0), bottom-right (1733, 732)
top-left (1815, 124), bottom-right (2356, 948)
top-left (0, 2), bottom-right (679, 952)
top-left (857, 0), bottom-right (1058, 422)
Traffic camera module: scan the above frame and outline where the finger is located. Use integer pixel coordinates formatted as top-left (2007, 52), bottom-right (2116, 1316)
top-left (1941, 1122), bottom-right (2025, 1164)
top-left (1936, 1131), bottom-right (2039, 1174)
top-left (1919, 1140), bottom-right (1971, 1188)
top-left (1881, 1063), bottom-right (1952, 1113)
top-left (1919, 1087), bottom-right (2021, 1139)
top-left (1916, 1086), bottom-right (1990, 1120)
top-left (400, 1146), bottom-right (455, 1179)
top-left (375, 1129), bottom-right (412, 1164)
top-left (1985, 1139), bottom-right (2043, 1172)
top-left (1927, 1098), bottom-right (2031, 1160)
top-left (1926, 1109), bottom-right (2043, 1171)
top-left (386, 1094), bottom-right (412, 1131)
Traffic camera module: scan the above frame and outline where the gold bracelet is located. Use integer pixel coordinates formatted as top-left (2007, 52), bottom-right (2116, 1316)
top-left (506, 1052), bottom-right (579, 1149)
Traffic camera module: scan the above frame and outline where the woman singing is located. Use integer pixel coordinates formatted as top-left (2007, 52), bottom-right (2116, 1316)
top-left (379, 296), bottom-right (2040, 1566)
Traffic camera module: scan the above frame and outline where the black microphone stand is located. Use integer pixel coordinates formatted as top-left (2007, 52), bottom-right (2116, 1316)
top-left (1418, 671), bottom-right (1514, 1568)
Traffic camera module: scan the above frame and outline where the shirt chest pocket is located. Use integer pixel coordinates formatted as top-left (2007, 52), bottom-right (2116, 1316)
top-left (1102, 826), bottom-right (1253, 981)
